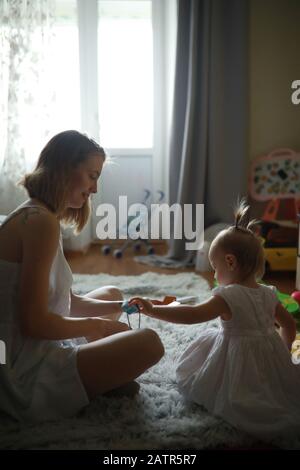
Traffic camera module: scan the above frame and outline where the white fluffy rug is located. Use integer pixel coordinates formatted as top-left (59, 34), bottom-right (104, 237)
top-left (0, 272), bottom-right (297, 449)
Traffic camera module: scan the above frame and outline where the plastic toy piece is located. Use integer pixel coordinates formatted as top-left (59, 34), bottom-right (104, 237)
top-left (150, 295), bottom-right (199, 305)
top-left (277, 290), bottom-right (300, 315)
top-left (121, 300), bottom-right (140, 315)
top-left (291, 291), bottom-right (300, 305)
top-left (121, 300), bottom-right (141, 329)
top-left (151, 296), bottom-right (177, 305)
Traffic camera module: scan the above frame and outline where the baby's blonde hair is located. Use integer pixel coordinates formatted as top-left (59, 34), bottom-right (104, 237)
top-left (210, 199), bottom-right (265, 281)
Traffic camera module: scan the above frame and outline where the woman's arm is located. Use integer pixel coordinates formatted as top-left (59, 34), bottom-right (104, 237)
top-left (23, 313), bottom-right (128, 341)
top-left (19, 210), bottom-right (127, 340)
top-left (274, 302), bottom-right (296, 351)
top-left (129, 295), bottom-right (231, 324)
top-left (70, 291), bottom-right (122, 318)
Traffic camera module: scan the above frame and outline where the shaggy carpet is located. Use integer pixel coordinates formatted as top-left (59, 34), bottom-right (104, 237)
top-left (0, 272), bottom-right (298, 450)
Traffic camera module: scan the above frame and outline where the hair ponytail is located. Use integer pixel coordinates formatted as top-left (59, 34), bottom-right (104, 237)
top-left (234, 197), bottom-right (260, 234)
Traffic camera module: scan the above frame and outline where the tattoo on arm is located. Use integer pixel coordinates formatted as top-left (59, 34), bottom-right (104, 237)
top-left (21, 209), bottom-right (42, 225)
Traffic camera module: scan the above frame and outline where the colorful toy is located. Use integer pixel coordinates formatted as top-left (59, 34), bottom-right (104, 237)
top-left (150, 296), bottom-right (176, 305)
top-left (248, 148), bottom-right (300, 272)
top-left (120, 295), bottom-right (199, 328)
top-left (249, 148), bottom-right (300, 221)
top-left (292, 291), bottom-right (300, 305)
top-left (121, 300), bottom-right (140, 315)
top-left (277, 290), bottom-right (299, 315)
top-left (256, 220), bottom-right (298, 271)
top-left (121, 300), bottom-right (141, 329)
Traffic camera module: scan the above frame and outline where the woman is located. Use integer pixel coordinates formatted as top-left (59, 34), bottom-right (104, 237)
top-left (0, 130), bottom-right (164, 422)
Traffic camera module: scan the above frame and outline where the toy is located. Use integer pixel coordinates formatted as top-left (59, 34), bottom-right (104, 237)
top-left (121, 295), bottom-right (198, 311)
top-left (292, 291), bottom-right (300, 305)
top-left (121, 300), bottom-right (140, 315)
top-left (249, 148), bottom-right (300, 221)
top-left (276, 290), bottom-right (299, 315)
top-left (120, 295), bottom-right (199, 328)
top-left (255, 220), bottom-right (298, 271)
top-left (120, 298), bottom-right (173, 329)
top-left (121, 300), bottom-right (141, 329)
top-left (248, 148), bottom-right (300, 271)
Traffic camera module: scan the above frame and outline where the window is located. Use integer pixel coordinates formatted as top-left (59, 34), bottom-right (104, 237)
top-left (98, 1), bottom-right (153, 149)
top-left (1, 0), bottom-right (176, 196)
top-left (51, 0), bottom-right (153, 152)
top-left (50, 0), bottom-right (80, 134)
top-left (4, 0), bottom-right (150, 168)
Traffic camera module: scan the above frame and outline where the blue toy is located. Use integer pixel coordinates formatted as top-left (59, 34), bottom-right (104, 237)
top-left (121, 300), bottom-right (141, 329)
top-left (121, 300), bottom-right (140, 315)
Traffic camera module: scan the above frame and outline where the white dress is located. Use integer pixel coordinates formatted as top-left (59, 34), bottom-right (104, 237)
top-left (0, 206), bottom-right (89, 422)
top-left (176, 284), bottom-right (300, 440)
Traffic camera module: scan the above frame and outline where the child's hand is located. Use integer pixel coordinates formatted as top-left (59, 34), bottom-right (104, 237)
top-left (129, 297), bottom-right (154, 316)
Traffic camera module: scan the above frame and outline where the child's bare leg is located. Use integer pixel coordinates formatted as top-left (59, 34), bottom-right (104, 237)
top-left (83, 285), bottom-right (123, 320)
top-left (77, 328), bottom-right (164, 399)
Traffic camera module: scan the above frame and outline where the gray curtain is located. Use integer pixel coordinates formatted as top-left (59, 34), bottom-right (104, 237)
top-left (136, 0), bottom-right (249, 268)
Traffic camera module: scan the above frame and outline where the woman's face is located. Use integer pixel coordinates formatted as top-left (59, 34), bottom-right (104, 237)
top-left (67, 153), bottom-right (104, 209)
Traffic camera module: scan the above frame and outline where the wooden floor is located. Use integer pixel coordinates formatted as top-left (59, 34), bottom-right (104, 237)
top-left (66, 242), bottom-right (297, 295)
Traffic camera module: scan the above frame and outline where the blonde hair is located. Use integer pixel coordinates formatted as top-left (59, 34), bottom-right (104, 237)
top-left (211, 199), bottom-right (265, 281)
top-left (19, 130), bottom-right (106, 233)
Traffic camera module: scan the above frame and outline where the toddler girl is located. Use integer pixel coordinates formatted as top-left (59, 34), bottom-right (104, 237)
top-left (129, 201), bottom-right (300, 441)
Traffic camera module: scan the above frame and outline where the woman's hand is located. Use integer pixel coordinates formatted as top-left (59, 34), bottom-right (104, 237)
top-left (86, 317), bottom-right (130, 342)
top-left (128, 297), bottom-right (154, 316)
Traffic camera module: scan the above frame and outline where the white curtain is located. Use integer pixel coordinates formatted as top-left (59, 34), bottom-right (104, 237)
top-left (0, 0), bottom-right (55, 215)
top-left (0, 0), bottom-right (94, 251)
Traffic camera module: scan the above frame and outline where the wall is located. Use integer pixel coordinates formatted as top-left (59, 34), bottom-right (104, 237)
top-left (249, 0), bottom-right (300, 161)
